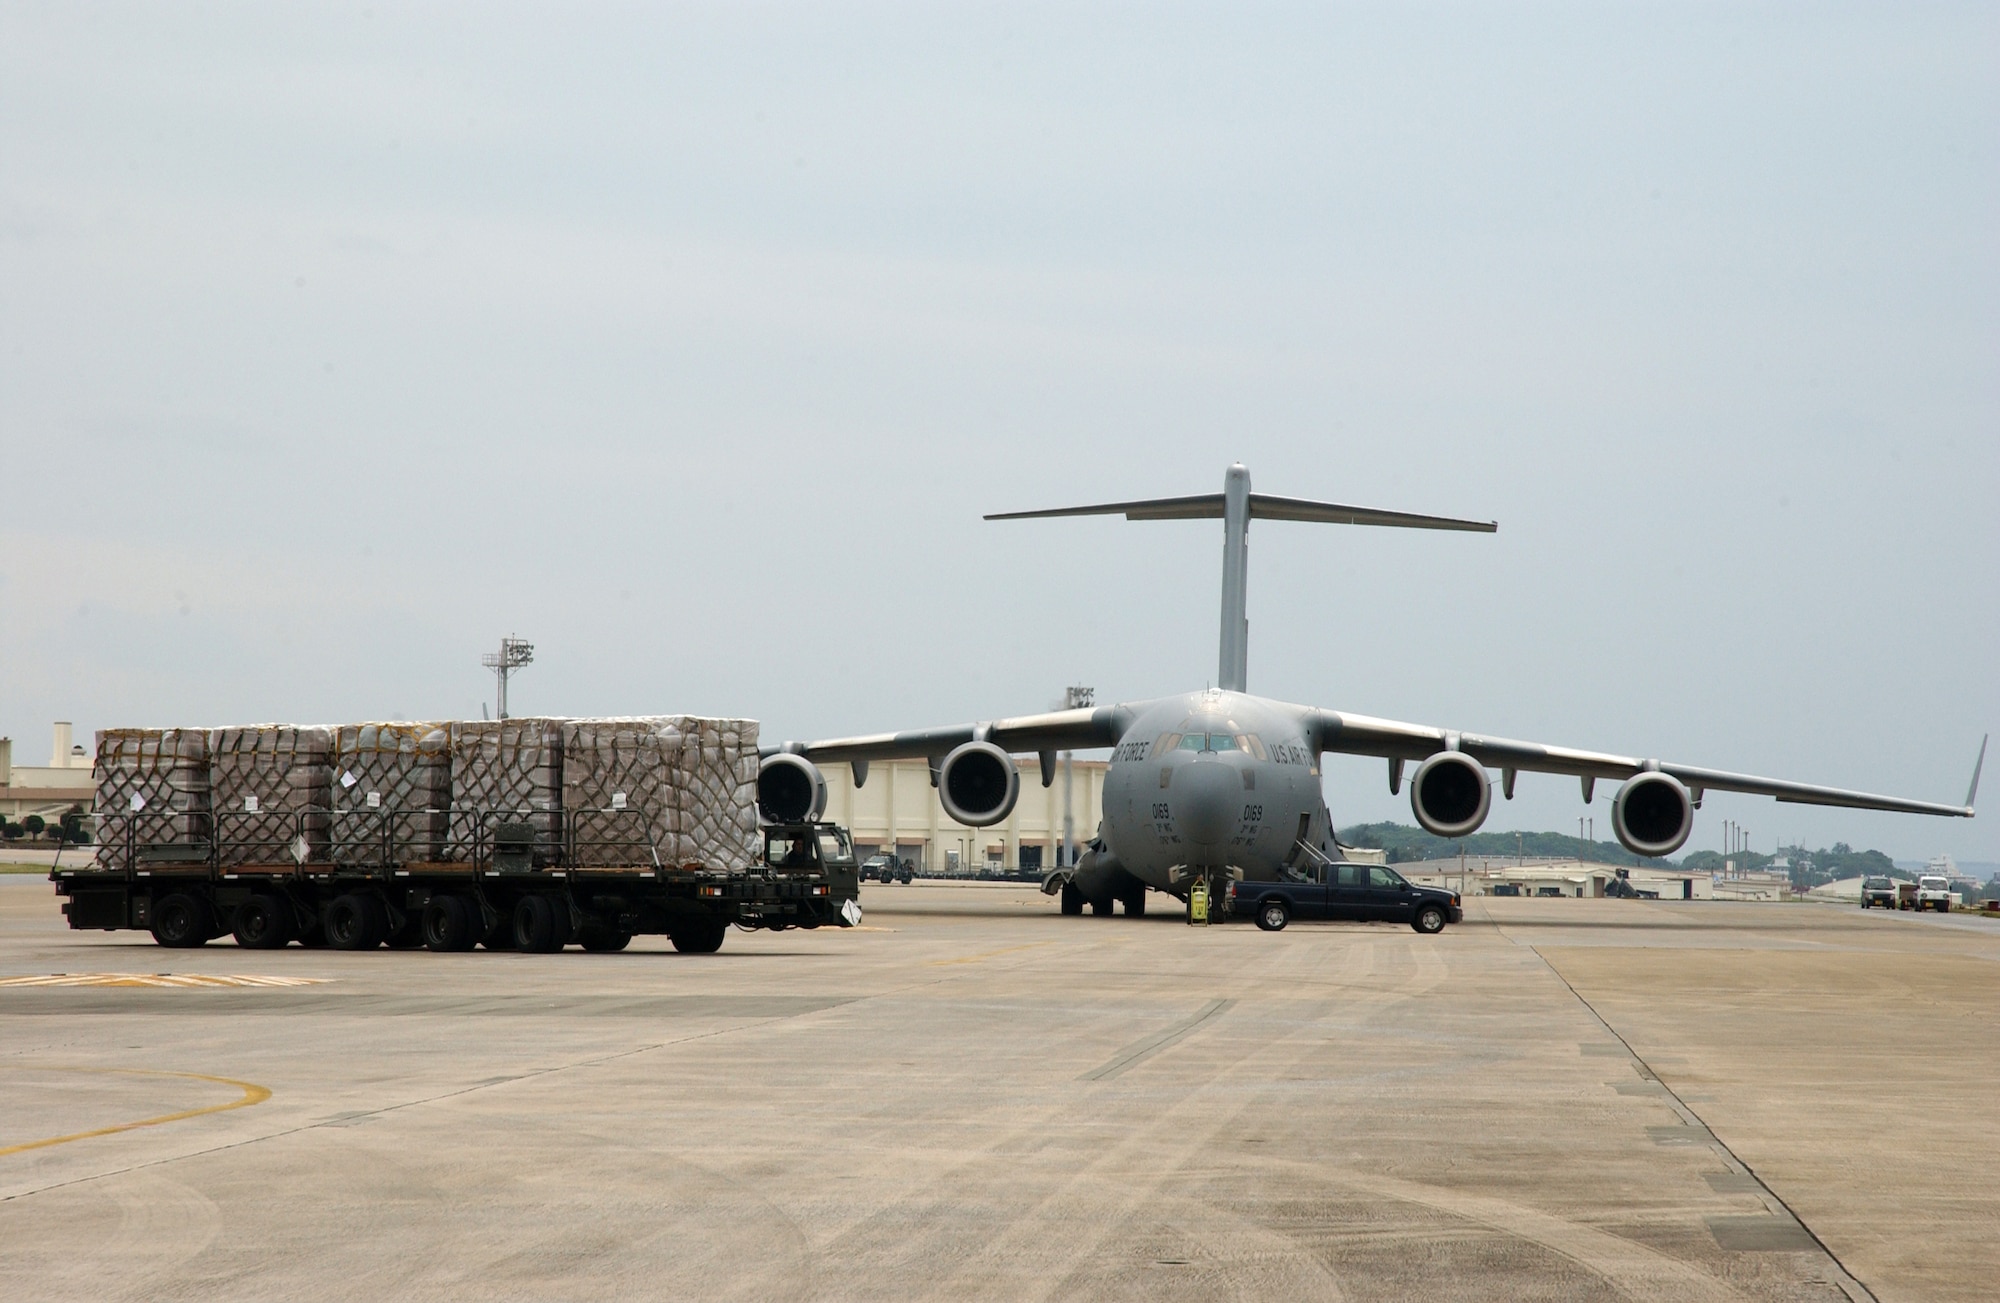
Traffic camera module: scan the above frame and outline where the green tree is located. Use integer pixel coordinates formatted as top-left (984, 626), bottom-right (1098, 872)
top-left (22, 814), bottom-right (46, 840)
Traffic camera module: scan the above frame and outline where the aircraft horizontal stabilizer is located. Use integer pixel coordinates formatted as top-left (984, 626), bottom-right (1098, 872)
top-left (987, 492), bottom-right (1494, 532)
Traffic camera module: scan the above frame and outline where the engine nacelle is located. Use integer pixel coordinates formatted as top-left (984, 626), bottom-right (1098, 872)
top-left (1612, 771), bottom-right (1693, 858)
top-left (938, 740), bottom-right (1019, 827)
top-left (1410, 751), bottom-right (1492, 839)
top-left (757, 753), bottom-right (827, 824)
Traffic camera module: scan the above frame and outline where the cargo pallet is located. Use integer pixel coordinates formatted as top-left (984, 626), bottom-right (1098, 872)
top-left (53, 806), bottom-right (843, 954)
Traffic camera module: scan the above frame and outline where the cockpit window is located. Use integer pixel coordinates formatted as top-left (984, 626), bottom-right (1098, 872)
top-left (1167, 729), bottom-right (1265, 754)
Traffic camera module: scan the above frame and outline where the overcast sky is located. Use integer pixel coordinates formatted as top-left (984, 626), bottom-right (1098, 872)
top-left (3, 3), bottom-right (1994, 862)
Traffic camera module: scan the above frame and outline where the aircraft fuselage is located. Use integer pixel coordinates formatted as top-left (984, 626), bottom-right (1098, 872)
top-left (1095, 689), bottom-right (1328, 891)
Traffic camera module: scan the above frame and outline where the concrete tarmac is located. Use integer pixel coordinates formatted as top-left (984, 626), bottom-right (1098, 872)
top-left (2, 876), bottom-right (1995, 1302)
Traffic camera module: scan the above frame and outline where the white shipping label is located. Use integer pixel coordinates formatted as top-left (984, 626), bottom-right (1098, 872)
top-left (340, 770), bottom-right (358, 789)
top-left (130, 793), bottom-right (147, 812)
top-left (365, 791), bottom-right (381, 809)
top-left (611, 792), bottom-right (628, 810)
top-left (292, 835), bottom-right (312, 865)
top-left (244, 795), bottom-right (260, 813)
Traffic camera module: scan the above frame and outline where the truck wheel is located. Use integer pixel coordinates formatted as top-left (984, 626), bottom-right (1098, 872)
top-left (1255, 900), bottom-right (1288, 932)
top-left (1412, 904), bottom-right (1447, 935)
top-left (513, 895), bottom-right (567, 953)
top-left (579, 927), bottom-right (632, 952)
top-left (232, 894), bottom-right (294, 949)
top-left (670, 918), bottom-right (726, 954)
top-left (325, 894), bottom-right (387, 950)
top-left (1060, 882), bottom-right (1084, 916)
top-left (422, 895), bottom-right (478, 952)
top-left (152, 893), bottom-right (213, 948)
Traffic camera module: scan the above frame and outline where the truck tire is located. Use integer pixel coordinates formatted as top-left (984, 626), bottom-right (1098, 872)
top-left (422, 895), bottom-right (478, 952)
top-left (513, 895), bottom-right (568, 953)
top-left (325, 894), bottom-right (388, 950)
top-left (579, 927), bottom-right (632, 952)
top-left (1255, 899), bottom-right (1288, 932)
top-left (1060, 881), bottom-right (1084, 916)
top-left (1412, 903), bottom-right (1447, 935)
top-left (232, 894), bottom-right (294, 949)
top-left (670, 917), bottom-right (727, 954)
top-left (152, 893), bottom-right (213, 948)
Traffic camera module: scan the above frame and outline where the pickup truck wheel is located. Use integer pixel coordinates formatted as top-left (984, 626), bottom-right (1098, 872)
top-left (325, 894), bottom-right (387, 950)
top-left (152, 893), bottom-right (213, 948)
top-left (513, 895), bottom-right (566, 953)
top-left (1255, 900), bottom-right (1288, 932)
top-left (1060, 882), bottom-right (1084, 916)
top-left (1412, 904), bottom-right (1447, 935)
top-left (670, 918), bottom-right (726, 954)
top-left (232, 894), bottom-right (294, 949)
top-left (422, 895), bottom-right (478, 952)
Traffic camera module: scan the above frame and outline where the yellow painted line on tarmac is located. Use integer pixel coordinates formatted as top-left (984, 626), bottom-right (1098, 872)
top-left (0, 973), bottom-right (329, 988)
top-left (0, 1067), bottom-right (272, 1158)
top-left (927, 941), bottom-right (1055, 966)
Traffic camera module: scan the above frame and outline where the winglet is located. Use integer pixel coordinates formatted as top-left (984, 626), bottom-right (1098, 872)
top-left (1967, 734), bottom-right (1987, 812)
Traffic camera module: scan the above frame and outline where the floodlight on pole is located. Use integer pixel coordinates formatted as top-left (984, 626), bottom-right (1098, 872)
top-left (481, 635), bottom-right (534, 719)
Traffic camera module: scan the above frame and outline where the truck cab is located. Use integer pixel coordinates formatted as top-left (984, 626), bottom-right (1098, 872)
top-left (1915, 874), bottom-right (1954, 913)
top-left (764, 822), bottom-right (862, 914)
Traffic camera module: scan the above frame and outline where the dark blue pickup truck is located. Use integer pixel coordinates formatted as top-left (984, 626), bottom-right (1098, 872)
top-left (1225, 862), bottom-right (1462, 934)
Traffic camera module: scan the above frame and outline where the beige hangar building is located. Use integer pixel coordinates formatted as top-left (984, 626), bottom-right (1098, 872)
top-left (816, 755), bottom-right (1107, 875)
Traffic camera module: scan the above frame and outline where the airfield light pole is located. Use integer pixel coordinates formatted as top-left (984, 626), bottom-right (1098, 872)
top-left (482, 635), bottom-right (534, 720)
top-left (1062, 684), bottom-right (1094, 867)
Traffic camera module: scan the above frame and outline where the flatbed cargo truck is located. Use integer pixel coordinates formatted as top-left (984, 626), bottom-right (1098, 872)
top-left (55, 804), bottom-right (852, 953)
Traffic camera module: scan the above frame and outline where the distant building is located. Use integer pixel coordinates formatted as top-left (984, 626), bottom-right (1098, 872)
top-left (1, 722), bottom-right (95, 820)
top-left (1398, 857), bottom-right (1709, 900)
top-left (818, 755), bottom-right (1106, 875)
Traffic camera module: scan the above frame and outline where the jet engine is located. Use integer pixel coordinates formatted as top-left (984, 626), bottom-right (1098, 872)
top-left (937, 740), bottom-right (1019, 827)
top-left (1611, 771), bottom-right (1694, 858)
top-left (1409, 751), bottom-right (1492, 839)
top-left (757, 753), bottom-right (827, 824)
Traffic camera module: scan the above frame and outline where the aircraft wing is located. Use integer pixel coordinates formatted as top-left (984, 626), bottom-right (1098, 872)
top-left (774, 704), bottom-right (1136, 765)
top-left (1306, 709), bottom-right (1982, 818)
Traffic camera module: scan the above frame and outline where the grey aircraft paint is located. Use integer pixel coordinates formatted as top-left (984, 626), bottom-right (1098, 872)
top-left (775, 465), bottom-right (1979, 908)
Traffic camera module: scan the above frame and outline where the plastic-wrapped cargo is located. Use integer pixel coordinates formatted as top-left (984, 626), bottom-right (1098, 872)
top-left (670, 716), bottom-right (761, 870)
top-left (445, 718), bottom-right (564, 861)
top-left (331, 723), bottom-right (451, 864)
top-left (560, 716), bottom-right (759, 869)
top-left (207, 725), bottom-right (334, 867)
top-left (92, 728), bottom-right (212, 867)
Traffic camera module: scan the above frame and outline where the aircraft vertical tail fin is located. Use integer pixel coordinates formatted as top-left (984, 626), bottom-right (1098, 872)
top-left (985, 465), bottom-right (1495, 694)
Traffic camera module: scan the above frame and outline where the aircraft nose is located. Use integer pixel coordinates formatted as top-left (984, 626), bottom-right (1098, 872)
top-left (1174, 760), bottom-right (1236, 846)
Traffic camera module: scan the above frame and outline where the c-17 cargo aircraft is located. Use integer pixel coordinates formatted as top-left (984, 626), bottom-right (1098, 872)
top-left (758, 464), bottom-right (1982, 917)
